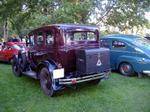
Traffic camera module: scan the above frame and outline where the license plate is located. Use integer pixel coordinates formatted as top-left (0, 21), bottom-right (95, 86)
top-left (53, 68), bottom-right (64, 79)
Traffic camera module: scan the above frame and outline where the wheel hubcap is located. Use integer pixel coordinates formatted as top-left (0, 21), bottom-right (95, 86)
top-left (121, 64), bottom-right (131, 74)
top-left (122, 65), bottom-right (130, 72)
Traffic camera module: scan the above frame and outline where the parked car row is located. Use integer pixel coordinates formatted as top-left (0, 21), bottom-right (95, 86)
top-left (0, 24), bottom-right (149, 97)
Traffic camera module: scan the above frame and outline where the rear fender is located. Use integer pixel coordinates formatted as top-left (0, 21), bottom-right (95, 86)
top-left (37, 60), bottom-right (57, 78)
top-left (116, 55), bottom-right (136, 70)
top-left (12, 54), bottom-right (19, 63)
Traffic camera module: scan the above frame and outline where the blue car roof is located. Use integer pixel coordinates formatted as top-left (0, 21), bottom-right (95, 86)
top-left (101, 34), bottom-right (141, 42)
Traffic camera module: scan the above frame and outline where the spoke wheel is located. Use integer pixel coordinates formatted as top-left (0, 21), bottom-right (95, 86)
top-left (119, 63), bottom-right (134, 76)
top-left (39, 68), bottom-right (54, 97)
top-left (12, 56), bottom-right (22, 77)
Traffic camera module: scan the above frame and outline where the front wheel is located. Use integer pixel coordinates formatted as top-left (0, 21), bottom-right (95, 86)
top-left (119, 62), bottom-right (134, 76)
top-left (12, 56), bottom-right (22, 77)
top-left (39, 67), bottom-right (55, 97)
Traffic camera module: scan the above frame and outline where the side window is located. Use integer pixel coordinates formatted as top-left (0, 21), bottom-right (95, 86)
top-left (37, 32), bottom-right (44, 45)
top-left (46, 31), bottom-right (54, 45)
top-left (28, 35), bottom-right (35, 46)
top-left (112, 40), bottom-right (126, 48)
top-left (87, 32), bottom-right (96, 40)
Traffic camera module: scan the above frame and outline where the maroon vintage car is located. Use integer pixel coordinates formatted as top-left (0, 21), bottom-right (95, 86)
top-left (12, 24), bottom-right (111, 96)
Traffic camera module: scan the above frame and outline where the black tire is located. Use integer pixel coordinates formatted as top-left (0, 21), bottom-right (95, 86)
top-left (90, 79), bottom-right (101, 85)
top-left (12, 56), bottom-right (22, 77)
top-left (19, 53), bottom-right (28, 71)
top-left (119, 62), bottom-right (134, 76)
top-left (39, 67), bottom-right (55, 97)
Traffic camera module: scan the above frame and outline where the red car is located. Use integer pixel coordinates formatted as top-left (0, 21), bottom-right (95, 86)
top-left (0, 42), bottom-right (26, 62)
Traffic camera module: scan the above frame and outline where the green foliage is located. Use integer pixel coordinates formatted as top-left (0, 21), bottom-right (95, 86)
top-left (50, 0), bottom-right (92, 23)
top-left (93, 0), bottom-right (150, 31)
top-left (0, 0), bottom-right (149, 37)
top-left (0, 0), bottom-right (93, 36)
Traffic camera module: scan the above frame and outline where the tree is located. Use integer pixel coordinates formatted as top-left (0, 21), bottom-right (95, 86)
top-left (0, 0), bottom-right (93, 40)
top-left (0, 0), bottom-right (149, 39)
top-left (92, 0), bottom-right (150, 32)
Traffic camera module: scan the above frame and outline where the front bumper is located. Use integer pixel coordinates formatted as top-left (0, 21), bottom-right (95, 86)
top-left (59, 71), bottom-right (111, 85)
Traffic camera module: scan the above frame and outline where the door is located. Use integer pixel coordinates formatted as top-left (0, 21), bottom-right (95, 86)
top-left (110, 40), bottom-right (127, 69)
top-left (45, 30), bottom-right (55, 60)
top-left (28, 29), bottom-right (55, 65)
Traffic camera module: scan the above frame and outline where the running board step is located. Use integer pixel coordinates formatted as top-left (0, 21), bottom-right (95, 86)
top-left (22, 71), bottom-right (37, 79)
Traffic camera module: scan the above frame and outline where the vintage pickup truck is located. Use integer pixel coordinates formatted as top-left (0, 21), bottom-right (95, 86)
top-left (12, 24), bottom-right (110, 96)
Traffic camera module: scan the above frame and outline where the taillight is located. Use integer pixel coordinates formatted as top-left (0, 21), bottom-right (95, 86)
top-left (57, 63), bottom-right (63, 69)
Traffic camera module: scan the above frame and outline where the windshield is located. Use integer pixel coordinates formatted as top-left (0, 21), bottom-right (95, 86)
top-left (65, 31), bottom-right (97, 43)
top-left (12, 45), bottom-right (21, 50)
top-left (18, 44), bottom-right (26, 49)
top-left (132, 38), bottom-right (150, 48)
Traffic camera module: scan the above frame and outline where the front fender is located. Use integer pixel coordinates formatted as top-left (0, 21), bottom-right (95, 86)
top-left (12, 54), bottom-right (19, 64)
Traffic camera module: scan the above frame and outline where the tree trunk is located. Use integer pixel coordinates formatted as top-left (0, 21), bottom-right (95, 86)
top-left (3, 19), bottom-right (8, 42)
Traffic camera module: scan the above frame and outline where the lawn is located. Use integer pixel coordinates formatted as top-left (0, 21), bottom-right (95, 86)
top-left (0, 63), bottom-right (150, 112)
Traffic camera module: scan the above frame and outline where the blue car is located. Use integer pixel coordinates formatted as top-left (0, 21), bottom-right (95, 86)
top-left (101, 34), bottom-right (150, 77)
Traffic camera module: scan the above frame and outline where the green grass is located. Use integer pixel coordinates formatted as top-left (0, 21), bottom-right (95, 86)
top-left (0, 63), bottom-right (150, 112)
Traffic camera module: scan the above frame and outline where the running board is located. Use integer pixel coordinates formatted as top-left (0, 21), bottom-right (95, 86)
top-left (22, 71), bottom-right (38, 79)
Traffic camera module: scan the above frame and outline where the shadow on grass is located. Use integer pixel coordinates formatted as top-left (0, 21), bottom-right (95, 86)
top-left (0, 61), bottom-right (11, 65)
top-left (20, 75), bottom-right (102, 97)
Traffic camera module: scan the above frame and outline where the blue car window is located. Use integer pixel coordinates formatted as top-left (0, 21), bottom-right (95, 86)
top-left (112, 40), bottom-right (126, 48)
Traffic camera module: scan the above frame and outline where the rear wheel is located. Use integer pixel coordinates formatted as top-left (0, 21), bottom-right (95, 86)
top-left (119, 62), bottom-right (134, 76)
top-left (39, 67), bottom-right (55, 97)
top-left (12, 56), bottom-right (22, 77)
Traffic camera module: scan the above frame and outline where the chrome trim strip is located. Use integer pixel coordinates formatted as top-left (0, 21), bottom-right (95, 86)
top-left (59, 72), bottom-right (110, 85)
top-left (59, 76), bottom-right (102, 84)
top-left (59, 73), bottom-right (105, 81)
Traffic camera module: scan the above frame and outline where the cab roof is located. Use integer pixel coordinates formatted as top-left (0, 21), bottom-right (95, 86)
top-left (28, 24), bottom-right (99, 35)
top-left (52, 24), bottom-right (98, 29)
